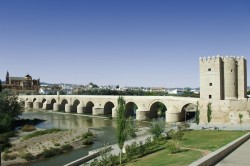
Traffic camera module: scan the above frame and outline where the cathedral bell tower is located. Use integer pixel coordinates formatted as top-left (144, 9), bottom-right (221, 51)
top-left (6, 71), bottom-right (9, 84)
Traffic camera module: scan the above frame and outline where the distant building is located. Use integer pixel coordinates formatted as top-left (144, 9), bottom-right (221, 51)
top-left (150, 87), bottom-right (166, 92)
top-left (39, 84), bottom-right (62, 95)
top-left (168, 89), bottom-right (184, 95)
top-left (3, 71), bottom-right (40, 94)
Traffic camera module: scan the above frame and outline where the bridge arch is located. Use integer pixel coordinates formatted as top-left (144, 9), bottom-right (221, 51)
top-left (148, 101), bottom-right (167, 119)
top-left (86, 101), bottom-right (94, 114)
top-left (72, 99), bottom-right (80, 113)
top-left (51, 98), bottom-right (57, 110)
top-left (42, 98), bottom-right (46, 104)
top-left (104, 101), bottom-right (115, 115)
top-left (125, 102), bottom-right (138, 117)
top-left (60, 99), bottom-right (68, 112)
top-left (181, 103), bottom-right (196, 122)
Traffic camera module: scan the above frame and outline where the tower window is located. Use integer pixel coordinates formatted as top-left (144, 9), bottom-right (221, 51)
top-left (209, 83), bottom-right (212, 86)
top-left (231, 69), bottom-right (233, 72)
top-left (208, 68), bottom-right (211, 71)
top-left (209, 95), bottom-right (212, 99)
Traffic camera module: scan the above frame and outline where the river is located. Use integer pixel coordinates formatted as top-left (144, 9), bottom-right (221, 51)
top-left (19, 109), bottom-right (118, 166)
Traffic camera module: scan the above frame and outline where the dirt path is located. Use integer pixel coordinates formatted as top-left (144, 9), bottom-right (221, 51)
top-left (181, 147), bottom-right (211, 157)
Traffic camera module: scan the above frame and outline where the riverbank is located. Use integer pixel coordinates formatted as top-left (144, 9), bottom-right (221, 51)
top-left (1, 127), bottom-right (89, 166)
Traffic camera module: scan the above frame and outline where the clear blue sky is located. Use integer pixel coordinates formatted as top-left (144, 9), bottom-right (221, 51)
top-left (1, 0), bottom-right (250, 88)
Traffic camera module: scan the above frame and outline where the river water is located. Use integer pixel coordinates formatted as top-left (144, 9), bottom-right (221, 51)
top-left (20, 109), bottom-right (118, 166)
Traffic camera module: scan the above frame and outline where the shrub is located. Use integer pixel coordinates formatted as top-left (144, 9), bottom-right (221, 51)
top-left (54, 143), bottom-right (60, 146)
top-left (148, 118), bottom-right (166, 140)
top-left (0, 131), bottom-right (16, 150)
top-left (2, 153), bottom-right (17, 161)
top-left (82, 131), bottom-right (94, 139)
top-left (168, 140), bottom-right (180, 154)
top-left (61, 144), bottom-right (73, 152)
top-left (125, 142), bottom-right (138, 161)
top-left (82, 136), bottom-right (93, 145)
top-left (40, 148), bottom-right (62, 158)
top-left (82, 131), bottom-right (95, 145)
top-left (168, 129), bottom-right (184, 141)
top-left (21, 152), bottom-right (36, 161)
top-left (138, 141), bottom-right (146, 157)
top-left (90, 154), bottom-right (119, 166)
top-left (178, 123), bottom-right (190, 132)
top-left (22, 128), bottom-right (62, 140)
top-left (108, 154), bottom-right (119, 165)
top-left (21, 125), bottom-right (36, 132)
top-left (144, 137), bottom-right (153, 151)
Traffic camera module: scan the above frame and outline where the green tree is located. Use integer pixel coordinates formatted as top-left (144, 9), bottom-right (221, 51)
top-left (148, 118), bottom-right (165, 140)
top-left (0, 114), bottom-right (11, 133)
top-left (0, 79), bottom-right (2, 92)
top-left (195, 101), bottom-right (200, 125)
top-left (239, 113), bottom-right (243, 131)
top-left (0, 90), bottom-right (21, 120)
top-left (116, 96), bottom-right (127, 165)
top-left (207, 102), bottom-right (212, 124)
top-left (126, 116), bottom-right (137, 139)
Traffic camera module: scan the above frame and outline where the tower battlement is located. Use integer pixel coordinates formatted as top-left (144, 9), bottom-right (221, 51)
top-left (200, 55), bottom-right (221, 62)
top-left (200, 55), bottom-right (246, 62)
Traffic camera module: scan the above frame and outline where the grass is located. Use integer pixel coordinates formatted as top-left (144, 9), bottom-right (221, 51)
top-left (21, 125), bottom-right (36, 132)
top-left (126, 148), bottom-right (201, 166)
top-left (181, 130), bottom-right (247, 151)
top-left (22, 128), bottom-right (62, 140)
top-left (126, 130), bottom-right (247, 166)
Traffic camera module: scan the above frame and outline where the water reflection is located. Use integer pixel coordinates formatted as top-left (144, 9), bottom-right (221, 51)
top-left (21, 109), bottom-right (116, 130)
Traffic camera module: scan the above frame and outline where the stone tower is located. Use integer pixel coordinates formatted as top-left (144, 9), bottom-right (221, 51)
top-left (200, 56), bottom-right (247, 100)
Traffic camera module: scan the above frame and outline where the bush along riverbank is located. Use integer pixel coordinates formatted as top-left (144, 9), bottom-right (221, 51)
top-left (1, 128), bottom-right (96, 165)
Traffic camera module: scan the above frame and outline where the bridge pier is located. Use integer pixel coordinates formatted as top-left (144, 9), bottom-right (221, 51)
top-left (77, 104), bottom-right (86, 114)
top-left (166, 112), bottom-right (181, 123)
top-left (93, 107), bottom-right (104, 115)
top-left (33, 101), bottom-right (41, 109)
top-left (136, 110), bottom-right (149, 121)
top-left (53, 103), bottom-right (60, 111)
top-left (25, 101), bottom-right (33, 109)
top-left (112, 107), bottom-right (117, 118)
top-left (65, 104), bottom-right (72, 113)
top-left (42, 102), bottom-right (50, 110)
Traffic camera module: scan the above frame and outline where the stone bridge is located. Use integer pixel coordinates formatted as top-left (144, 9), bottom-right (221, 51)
top-left (19, 95), bottom-right (199, 123)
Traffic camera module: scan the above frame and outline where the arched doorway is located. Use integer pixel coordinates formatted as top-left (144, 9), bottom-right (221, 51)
top-left (181, 103), bottom-right (196, 122)
top-left (86, 101), bottom-right (94, 114)
top-left (149, 102), bottom-right (167, 119)
top-left (60, 99), bottom-right (68, 112)
top-left (125, 102), bottom-right (138, 118)
top-left (104, 101), bottom-right (115, 115)
top-left (72, 99), bottom-right (80, 113)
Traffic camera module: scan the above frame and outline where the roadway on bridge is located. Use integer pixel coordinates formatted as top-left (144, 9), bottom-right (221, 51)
top-left (216, 139), bottom-right (250, 166)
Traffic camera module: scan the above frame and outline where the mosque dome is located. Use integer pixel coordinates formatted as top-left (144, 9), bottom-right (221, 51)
top-left (25, 74), bottom-right (32, 80)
